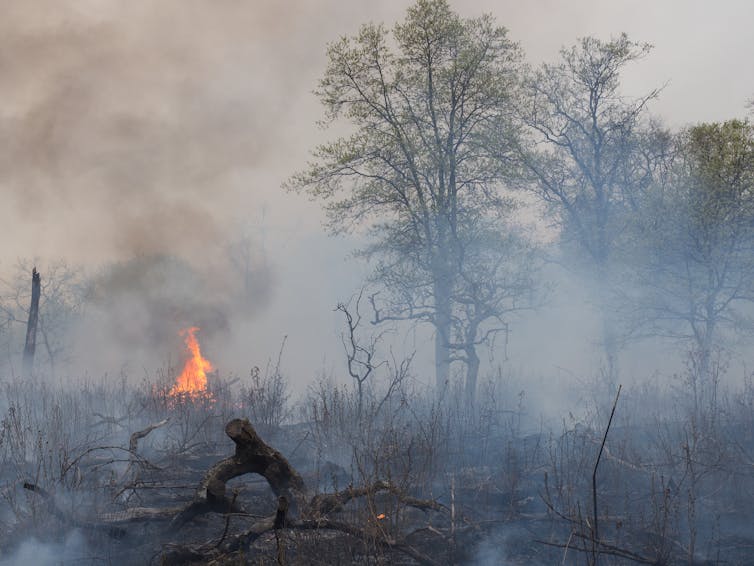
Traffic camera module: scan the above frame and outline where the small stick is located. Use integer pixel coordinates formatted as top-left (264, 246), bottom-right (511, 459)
top-left (592, 384), bottom-right (622, 563)
top-left (129, 418), bottom-right (170, 453)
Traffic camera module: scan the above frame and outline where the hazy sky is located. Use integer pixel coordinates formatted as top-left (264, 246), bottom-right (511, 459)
top-left (1, 1), bottom-right (752, 382)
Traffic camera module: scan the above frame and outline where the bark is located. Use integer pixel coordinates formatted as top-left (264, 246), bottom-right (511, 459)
top-left (22, 268), bottom-right (41, 376)
top-left (464, 346), bottom-right (480, 407)
top-left (171, 418), bottom-right (307, 526)
top-left (433, 277), bottom-right (452, 394)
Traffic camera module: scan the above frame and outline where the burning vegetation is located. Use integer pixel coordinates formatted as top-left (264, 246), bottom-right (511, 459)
top-left (2, 1), bottom-right (754, 565)
top-left (168, 326), bottom-right (214, 401)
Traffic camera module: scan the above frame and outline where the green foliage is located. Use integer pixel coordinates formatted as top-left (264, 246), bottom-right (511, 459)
top-left (684, 120), bottom-right (754, 238)
top-left (624, 120), bottom-right (754, 369)
top-left (289, 0), bottom-right (535, 396)
top-left (521, 33), bottom-right (664, 269)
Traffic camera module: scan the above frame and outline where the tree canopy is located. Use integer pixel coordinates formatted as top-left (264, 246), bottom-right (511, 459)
top-left (625, 120), bottom-right (754, 376)
top-left (290, 0), bottom-right (534, 399)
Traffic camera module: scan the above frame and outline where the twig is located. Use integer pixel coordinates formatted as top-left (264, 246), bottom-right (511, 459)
top-left (536, 531), bottom-right (655, 565)
top-left (129, 418), bottom-right (170, 453)
top-left (592, 384), bottom-right (622, 563)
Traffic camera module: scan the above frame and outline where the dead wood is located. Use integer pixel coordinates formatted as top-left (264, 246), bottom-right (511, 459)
top-left (61, 417), bottom-right (449, 564)
top-left (310, 479), bottom-right (447, 516)
top-left (129, 418), bottom-right (169, 453)
top-left (171, 418), bottom-right (307, 527)
top-left (152, 418), bottom-right (447, 564)
top-left (273, 495), bottom-right (289, 529)
top-left (98, 506), bottom-right (183, 524)
top-left (22, 267), bottom-right (40, 375)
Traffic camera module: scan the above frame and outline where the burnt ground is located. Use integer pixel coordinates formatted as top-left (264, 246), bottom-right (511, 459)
top-left (2, 376), bottom-right (754, 565)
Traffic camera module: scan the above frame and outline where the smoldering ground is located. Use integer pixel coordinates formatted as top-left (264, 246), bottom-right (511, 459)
top-left (0, 2), bottom-right (754, 565)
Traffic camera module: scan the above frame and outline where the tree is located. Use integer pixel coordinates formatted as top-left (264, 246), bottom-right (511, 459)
top-left (0, 260), bottom-right (84, 376)
top-left (519, 33), bottom-right (666, 381)
top-left (290, 0), bottom-right (532, 397)
top-left (442, 218), bottom-right (538, 403)
top-left (625, 120), bottom-right (754, 379)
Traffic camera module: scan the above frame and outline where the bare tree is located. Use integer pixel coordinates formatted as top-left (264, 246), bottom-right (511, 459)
top-left (336, 291), bottom-right (384, 419)
top-left (0, 260), bottom-right (84, 376)
top-left (519, 34), bottom-right (667, 383)
top-left (22, 268), bottom-right (41, 375)
top-left (446, 219), bottom-right (540, 404)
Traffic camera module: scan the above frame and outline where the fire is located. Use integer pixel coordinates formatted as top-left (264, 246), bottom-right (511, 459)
top-left (168, 326), bottom-right (214, 398)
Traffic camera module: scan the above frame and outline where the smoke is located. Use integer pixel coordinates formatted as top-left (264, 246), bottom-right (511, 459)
top-left (0, 1), bottom-right (412, 266)
top-left (0, 1), bottom-right (286, 261)
top-left (75, 253), bottom-right (266, 376)
top-left (0, 0), bottom-right (752, 387)
top-left (0, 530), bottom-right (90, 566)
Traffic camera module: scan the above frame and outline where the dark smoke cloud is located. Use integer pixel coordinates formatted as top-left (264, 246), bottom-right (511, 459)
top-left (0, 1), bottom-right (293, 261)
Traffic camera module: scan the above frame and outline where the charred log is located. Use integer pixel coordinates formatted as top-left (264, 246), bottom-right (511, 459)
top-left (171, 418), bottom-right (307, 527)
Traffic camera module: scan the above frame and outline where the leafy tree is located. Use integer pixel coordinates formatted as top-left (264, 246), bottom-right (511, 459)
top-left (519, 33), bottom-right (666, 381)
top-left (626, 120), bottom-right (754, 378)
top-left (291, 0), bottom-right (533, 398)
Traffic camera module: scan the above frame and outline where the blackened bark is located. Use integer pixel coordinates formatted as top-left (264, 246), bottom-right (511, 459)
top-left (23, 267), bottom-right (41, 375)
top-left (172, 418), bottom-right (307, 526)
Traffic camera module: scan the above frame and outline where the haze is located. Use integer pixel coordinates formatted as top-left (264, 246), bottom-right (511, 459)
top-left (1, 0), bottom-right (752, 384)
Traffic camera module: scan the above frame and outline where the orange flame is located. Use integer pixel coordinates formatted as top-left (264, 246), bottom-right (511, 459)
top-left (169, 326), bottom-right (214, 397)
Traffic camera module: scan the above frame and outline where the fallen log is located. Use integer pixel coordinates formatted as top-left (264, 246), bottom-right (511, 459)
top-left (163, 418), bottom-right (448, 564)
top-left (55, 417), bottom-right (447, 564)
top-left (171, 418), bottom-right (308, 527)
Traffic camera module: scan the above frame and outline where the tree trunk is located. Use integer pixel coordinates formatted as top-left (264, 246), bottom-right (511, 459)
top-left (464, 346), bottom-right (480, 407)
top-left (595, 260), bottom-right (619, 387)
top-left (601, 312), bottom-right (619, 387)
top-left (23, 268), bottom-right (41, 376)
top-left (698, 309), bottom-right (716, 383)
top-left (433, 277), bottom-right (452, 395)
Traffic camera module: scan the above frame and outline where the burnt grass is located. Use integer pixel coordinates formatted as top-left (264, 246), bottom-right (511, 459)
top-left (2, 372), bottom-right (754, 565)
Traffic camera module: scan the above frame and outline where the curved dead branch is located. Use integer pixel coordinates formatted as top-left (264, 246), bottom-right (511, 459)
top-left (171, 418), bottom-right (307, 527)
